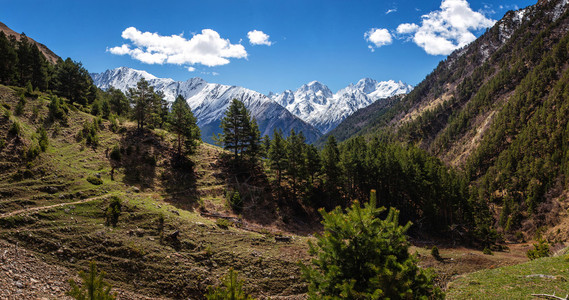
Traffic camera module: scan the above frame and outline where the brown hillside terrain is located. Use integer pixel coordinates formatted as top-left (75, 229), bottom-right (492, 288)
top-left (0, 21), bottom-right (60, 64)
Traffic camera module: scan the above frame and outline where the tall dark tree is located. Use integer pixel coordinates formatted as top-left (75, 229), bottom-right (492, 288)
top-left (305, 144), bottom-right (321, 185)
top-left (167, 95), bottom-right (201, 156)
top-left (0, 31), bottom-right (17, 85)
top-left (106, 87), bottom-right (129, 116)
top-left (16, 33), bottom-right (33, 86)
top-left (321, 135), bottom-right (342, 207)
top-left (128, 78), bottom-right (154, 131)
top-left (53, 58), bottom-right (94, 105)
top-left (286, 129), bottom-right (307, 197)
top-left (219, 99), bottom-right (260, 162)
top-left (269, 129), bottom-right (288, 186)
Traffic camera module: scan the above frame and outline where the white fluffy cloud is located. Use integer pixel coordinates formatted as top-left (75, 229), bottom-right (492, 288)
top-left (396, 23), bottom-right (419, 34)
top-left (365, 28), bottom-right (393, 50)
top-left (108, 27), bottom-right (247, 68)
top-left (406, 0), bottom-right (495, 55)
top-left (366, 0), bottom-right (495, 55)
top-left (247, 30), bottom-right (272, 46)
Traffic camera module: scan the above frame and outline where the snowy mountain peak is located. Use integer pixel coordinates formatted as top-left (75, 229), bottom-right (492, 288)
top-left (91, 67), bottom-right (321, 144)
top-left (271, 78), bottom-right (413, 134)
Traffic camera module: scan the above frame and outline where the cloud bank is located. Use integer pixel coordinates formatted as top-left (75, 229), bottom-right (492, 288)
top-left (367, 0), bottom-right (495, 55)
top-left (108, 27), bottom-right (247, 67)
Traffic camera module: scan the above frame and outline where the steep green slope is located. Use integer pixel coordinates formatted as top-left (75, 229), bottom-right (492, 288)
top-left (327, 0), bottom-right (569, 238)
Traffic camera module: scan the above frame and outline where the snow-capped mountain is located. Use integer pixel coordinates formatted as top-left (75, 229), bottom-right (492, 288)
top-left (269, 79), bottom-right (413, 134)
top-left (91, 67), bottom-right (322, 144)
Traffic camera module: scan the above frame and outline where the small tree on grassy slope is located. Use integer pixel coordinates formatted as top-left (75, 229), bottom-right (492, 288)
top-left (300, 190), bottom-right (442, 299)
top-left (68, 261), bottom-right (116, 300)
top-left (168, 95), bottom-right (200, 156)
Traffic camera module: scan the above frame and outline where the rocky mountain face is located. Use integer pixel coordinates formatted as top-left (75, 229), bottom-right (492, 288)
top-left (269, 79), bottom-right (412, 134)
top-left (91, 67), bottom-right (322, 144)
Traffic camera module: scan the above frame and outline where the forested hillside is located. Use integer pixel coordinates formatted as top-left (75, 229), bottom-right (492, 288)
top-left (327, 0), bottom-right (569, 240)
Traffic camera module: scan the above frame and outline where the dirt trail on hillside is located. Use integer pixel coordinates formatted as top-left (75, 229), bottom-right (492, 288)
top-left (0, 195), bottom-right (109, 219)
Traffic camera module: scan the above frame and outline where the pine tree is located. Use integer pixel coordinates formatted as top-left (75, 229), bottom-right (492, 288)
top-left (321, 135), bottom-right (342, 207)
top-left (219, 99), bottom-right (260, 163)
top-left (300, 190), bottom-right (442, 299)
top-left (106, 87), bottom-right (129, 116)
top-left (206, 268), bottom-right (254, 300)
top-left (167, 95), bottom-right (201, 156)
top-left (0, 31), bottom-right (18, 85)
top-left (305, 144), bottom-right (321, 184)
top-left (68, 261), bottom-right (116, 300)
top-left (128, 78), bottom-right (154, 131)
top-left (286, 129), bottom-right (307, 197)
top-left (268, 129), bottom-right (287, 186)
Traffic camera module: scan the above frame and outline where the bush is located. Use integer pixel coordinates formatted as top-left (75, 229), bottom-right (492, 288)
top-left (300, 190), bottom-right (442, 299)
top-left (483, 247), bottom-right (493, 255)
top-left (15, 95), bottom-right (26, 116)
top-left (431, 246), bottom-right (442, 261)
top-left (527, 239), bottom-right (550, 260)
top-left (48, 95), bottom-right (67, 121)
top-left (8, 121), bottom-right (21, 136)
top-left (68, 261), bottom-right (116, 300)
top-left (109, 145), bottom-right (121, 161)
top-left (26, 144), bottom-right (41, 160)
top-left (206, 268), bottom-right (254, 300)
top-left (86, 175), bottom-right (103, 185)
top-left (227, 190), bottom-right (243, 212)
top-left (105, 196), bottom-right (122, 227)
top-left (37, 126), bottom-right (49, 151)
top-left (216, 218), bottom-right (233, 229)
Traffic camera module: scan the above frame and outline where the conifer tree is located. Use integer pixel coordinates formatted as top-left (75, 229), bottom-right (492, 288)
top-left (106, 87), bottom-right (129, 116)
top-left (168, 95), bottom-right (200, 156)
top-left (219, 99), bottom-right (260, 163)
top-left (0, 31), bottom-right (17, 85)
top-left (68, 261), bottom-right (116, 300)
top-left (321, 135), bottom-right (342, 206)
top-left (128, 78), bottom-right (154, 131)
top-left (268, 129), bottom-right (288, 186)
top-left (300, 190), bottom-right (442, 299)
top-left (286, 129), bottom-right (307, 197)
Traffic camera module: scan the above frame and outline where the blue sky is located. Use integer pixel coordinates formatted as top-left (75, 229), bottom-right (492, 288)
top-left (2, 0), bottom-right (534, 94)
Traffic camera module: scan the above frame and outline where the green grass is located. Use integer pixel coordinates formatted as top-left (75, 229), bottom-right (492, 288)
top-left (447, 255), bottom-right (569, 299)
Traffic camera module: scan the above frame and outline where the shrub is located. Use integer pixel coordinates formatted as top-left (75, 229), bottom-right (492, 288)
top-left (105, 196), bottom-right (122, 227)
top-left (48, 95), bottom-right (67, 121)
top-left (86, 175), bottom-right (103, 185)
top-left (15, 95), bottom-right (26, 116)
top-left (227, 190), bottom-right (243, 212)
top-left (527, 239), bottom-right (550, 260)
top-left (8, 121), bottom-right (21, 136)
top-left (206, 268), bottom-right (254, 300)
top-left (109, 145), bottom-right (121, 161)
top-left (37, 126), bottom-right (49, 151)
top-left (483, 247), bottom-right (493, 255)
top-left (216, 218), bottom-right (233, 229)
top-left (431, 246), bottom-right (442, 261)
top-left (300, 190), bottom-right (442, 299)
top-left (26, 144), bottom-right (41, 160)
top-left (68, 261), bottom-right (116, 300)
top-left (109, 114), bottom-right (119, 132)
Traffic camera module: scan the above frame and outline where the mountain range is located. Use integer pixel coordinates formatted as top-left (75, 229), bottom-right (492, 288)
top-left (91, 67), bottom-right (412, 142)
top-left (269, 79), bottom-right (412, 133)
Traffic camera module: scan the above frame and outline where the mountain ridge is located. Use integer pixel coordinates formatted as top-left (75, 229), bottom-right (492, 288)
top-left (91, 67), bottom-right (322, 144)
top-left (269, 78), bottom-right (413, 134)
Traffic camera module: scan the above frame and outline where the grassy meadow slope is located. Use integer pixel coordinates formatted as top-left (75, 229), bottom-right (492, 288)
top-left (0, 84), bottom-right (311, 298)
